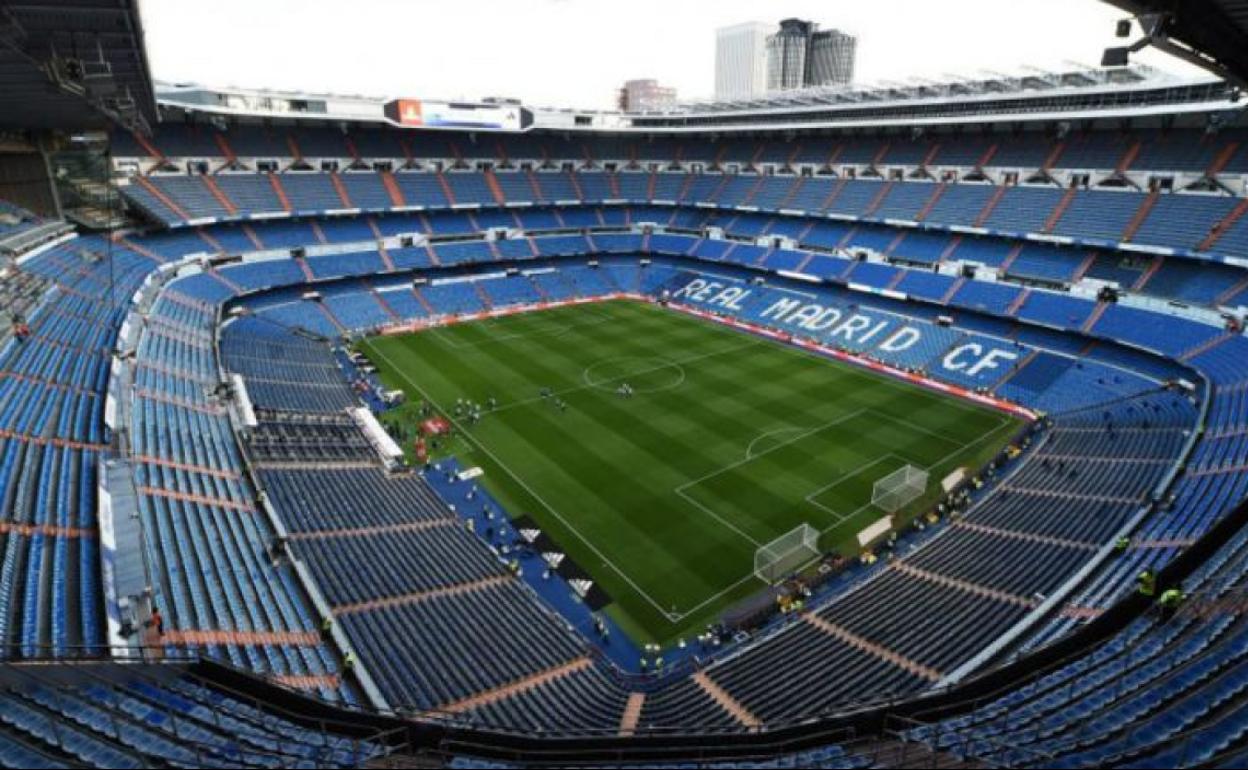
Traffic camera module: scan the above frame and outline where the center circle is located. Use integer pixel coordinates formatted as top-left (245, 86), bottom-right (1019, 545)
top-left (582, 356), bottom-right (686, 394)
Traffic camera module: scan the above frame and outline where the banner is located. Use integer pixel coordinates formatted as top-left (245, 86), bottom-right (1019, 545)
top-left (384, 99), bottom-right (527, 131)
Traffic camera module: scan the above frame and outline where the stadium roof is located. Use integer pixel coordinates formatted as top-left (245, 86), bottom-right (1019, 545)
top-left (158, 65), bottom-right (1242, 136)
top-left (669, 65), bottom-right (1161, 113)
top-left (0, 0), bottom-right (157, 134)
top-left (1105, 0), bottom-right (1248, 87)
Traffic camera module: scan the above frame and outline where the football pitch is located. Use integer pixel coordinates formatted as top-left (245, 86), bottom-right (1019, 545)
top-left (359, 299), bottom-right (1024, 644)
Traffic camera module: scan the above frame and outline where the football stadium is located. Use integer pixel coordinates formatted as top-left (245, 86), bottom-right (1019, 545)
top-left (2, 0), bottom-right (1248, 765)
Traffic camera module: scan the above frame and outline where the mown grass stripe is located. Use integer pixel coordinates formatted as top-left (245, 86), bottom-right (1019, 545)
top-left (362, 299), bottom-right (1021, 644)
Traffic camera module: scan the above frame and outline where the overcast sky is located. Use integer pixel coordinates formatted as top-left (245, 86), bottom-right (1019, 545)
top-left (137, 0), bottom-right (1208, 109)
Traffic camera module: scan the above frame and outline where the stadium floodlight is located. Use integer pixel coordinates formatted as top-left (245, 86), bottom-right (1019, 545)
top-left (754, 524), bottom-right (820, 584)
top-left (871, 465), bottom-right (930, 514)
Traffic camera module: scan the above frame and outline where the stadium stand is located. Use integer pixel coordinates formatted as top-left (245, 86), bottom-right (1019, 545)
top-left (7, 8), bottom-right (1248, 764)
top-left (0, 202), bottom-right (72, 258)
top-left (102, 200), bottom-right (1212, 735)
top-left (0, 659), bottom-right (391, 767)
top-left (7, 193), bottom-right (1224, 763)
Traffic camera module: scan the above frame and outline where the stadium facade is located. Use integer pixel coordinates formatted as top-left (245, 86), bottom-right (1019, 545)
top-left (2, 1), bottom-right (1248, 767)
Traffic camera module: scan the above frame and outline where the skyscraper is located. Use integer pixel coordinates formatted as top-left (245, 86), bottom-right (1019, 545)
top-left (766, 19), bottom-right (856, 92)
top-left (766, 19), bottom-right (815, 92)
top-left (715, 22), bottom-right (771, 101)
top-left (808, 28), bottom-right (857, 87)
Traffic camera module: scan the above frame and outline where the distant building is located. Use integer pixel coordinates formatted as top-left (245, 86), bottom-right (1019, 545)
top-left (766, 19), bottom-right (814, 92)
top-left (618, 79), bottom-right (678, 112)
top-left (808, 28), bottom-right (857, 87)
top-left (715, 22), bottom-right (771, 101)
top-left (766, 18), bottom-right (856, 92)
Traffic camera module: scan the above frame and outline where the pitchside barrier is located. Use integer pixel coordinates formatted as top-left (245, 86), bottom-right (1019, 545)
top-left (872, 464), bottom-right (929, 514)
top-left (754, 523), bottom-right (820, 584)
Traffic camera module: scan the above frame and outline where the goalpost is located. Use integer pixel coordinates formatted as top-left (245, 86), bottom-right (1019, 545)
top-left (872, 464), bottom-right (930, 514)
top-left (754, 523), bottom-right (820, 584)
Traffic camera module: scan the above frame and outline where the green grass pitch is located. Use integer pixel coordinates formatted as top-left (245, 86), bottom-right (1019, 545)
top-left (359, 300), bottom-right (1024, 645)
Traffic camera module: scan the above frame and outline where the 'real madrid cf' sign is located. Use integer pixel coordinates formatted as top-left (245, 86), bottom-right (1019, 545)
top-left (384, 99), bottom-right (530, 131)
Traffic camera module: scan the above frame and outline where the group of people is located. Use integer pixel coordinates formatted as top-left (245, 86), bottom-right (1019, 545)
top-left (1136, 565), bottom-right (1186, 619)
top-left (539, 387), bottom-right (569, 413)
top-left (453, 397), bottom-right (493, 425)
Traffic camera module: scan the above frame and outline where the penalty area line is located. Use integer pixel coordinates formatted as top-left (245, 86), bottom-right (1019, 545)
top-left (805, 452), bottom-right (918, 528)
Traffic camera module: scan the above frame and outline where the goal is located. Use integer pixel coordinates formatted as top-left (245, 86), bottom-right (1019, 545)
top-left (754, 524), bottom-right (820, 584)
top-left (871, 464), bottom-right (929, 513)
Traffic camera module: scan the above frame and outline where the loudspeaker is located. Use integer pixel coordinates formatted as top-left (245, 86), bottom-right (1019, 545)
top-left (1102, 47), bottom-right (1131, 67)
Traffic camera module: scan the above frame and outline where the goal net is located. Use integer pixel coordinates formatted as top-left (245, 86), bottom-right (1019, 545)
top-left (872, 464), bottom-right (929, 513)
top-left (754, 524), bottom-right (820, 584)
